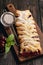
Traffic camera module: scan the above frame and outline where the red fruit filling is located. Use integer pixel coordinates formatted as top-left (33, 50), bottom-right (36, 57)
top-left (20, 50), bottom-right (40, 57)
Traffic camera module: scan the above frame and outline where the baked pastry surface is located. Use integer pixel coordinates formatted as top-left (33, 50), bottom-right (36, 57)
top-left (15, 10), bottom-right (42, 56)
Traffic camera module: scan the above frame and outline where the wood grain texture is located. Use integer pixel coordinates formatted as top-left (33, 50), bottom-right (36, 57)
top-left (0, 0), bottom-right (43, 65)
top-left (0, 0), bottom-right (42, 29)
top-left (0, 50), bottom-right (43, 65)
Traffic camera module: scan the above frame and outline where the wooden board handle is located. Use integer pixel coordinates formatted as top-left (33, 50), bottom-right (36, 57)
top-left (7, 3), bottom-right (19, 16)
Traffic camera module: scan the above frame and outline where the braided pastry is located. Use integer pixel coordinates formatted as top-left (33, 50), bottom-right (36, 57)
top-left (15, 10), bottom-right (42, 56)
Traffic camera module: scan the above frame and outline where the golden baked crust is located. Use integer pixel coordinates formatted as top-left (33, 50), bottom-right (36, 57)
top-left (15, 10), bottom-right (42, 56)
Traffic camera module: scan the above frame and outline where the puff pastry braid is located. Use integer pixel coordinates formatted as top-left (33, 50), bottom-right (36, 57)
top-left (15, 10), bottom-right (42, 56)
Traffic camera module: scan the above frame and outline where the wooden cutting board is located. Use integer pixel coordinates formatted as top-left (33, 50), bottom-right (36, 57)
top-left (6, 3), bottom-right (43, 62)
top-left (13, 23), bottom-right (43, 62)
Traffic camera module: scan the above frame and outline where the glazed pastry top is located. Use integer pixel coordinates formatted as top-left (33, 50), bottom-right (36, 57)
top-left (15, 10), bottom-right (42, 53)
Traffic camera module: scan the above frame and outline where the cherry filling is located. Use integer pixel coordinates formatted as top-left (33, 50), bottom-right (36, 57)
top-left (20, 50), bottom-right (40, 57)
top-left (28, 15), bottom-right (31, 18)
